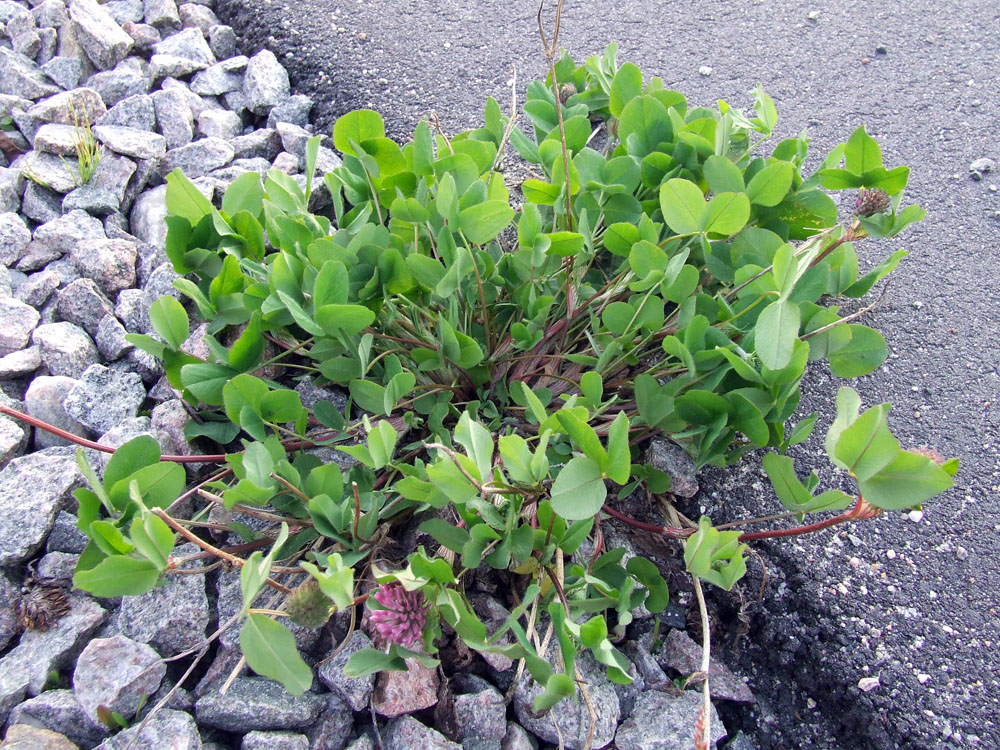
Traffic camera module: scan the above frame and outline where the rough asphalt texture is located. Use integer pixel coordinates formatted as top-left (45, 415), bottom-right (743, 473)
top-left (216, 1), bottom-right (1000, 747)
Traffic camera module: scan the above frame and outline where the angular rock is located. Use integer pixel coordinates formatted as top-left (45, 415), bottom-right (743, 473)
top-left (61, 184), bottom-right (119, 215)
top-left (114, 287), bottom-right (150, 333)
top-left (613, 690), bottom-right (726, 749)
top-left (646, 437), bottom-right (699, 498)
top-left (267, 94), bottom-right (313, 129)
top-left (62, 363), bottom-right (145, 433)
top-left (95, 92), bottom-right (155, 130)
top-left (230, 128), bottom-right (280, 160)
top-left (31, 123), bottom-right (86, 155)
top-left (241, 730), bottom-right (309, 750)
top-left (197, 108), bottom-right (240, 140)
top-left (163, 135), bottom-right (233, 178)
top-left (73, 635), bottom-right (165, 724)
top-left (514, 651), bottom-right (620, 749)
top-left (160, 76), bottom-right (214, 118)
top-left (33, 0), bottom-right (70, 29)
top-left (14, 30), bottom-right (44, 61)
top-left (0, 48), bottom-right (61, 100)
top-left (25, 375), bottom-right (90, 448)
top-left (383, 716), bottom-right (461, 750)
top-left (68, 0), bottom-right (134, 70)
top-left (120, 20), bottom-right (160, 52)
top-left (441, 674), bottom-right (507, 746)
top-left (178, 3), bottom-right (217, 32)
top-left (0, 296), bottom-right (40, 356)
top-left (6, 9), bottom-right (36, 38)
top-left (275, 121), bottom-right (311, 158)
top-left (194, 677), bottom-right (325, 732)
top-left (87, 64), bottom-right (149, 107)
top-left (143, 0), bottom-right (180, 30)
top-left (32, 321), bottom-right (99, 377)
top-left (92, 123), bottom-right (165, 159)
top-left (243, 49), bottom-right (289, 115)
top-left (501, 722), bottom-right (536, 750)
top-left (34, 551), bottom-right (79, 582)
top-left (151, 86), bottom-right (192, 149)
top-left (0, 594), bottom-right (106, 722)
top-left (148, 52), bottom-right (206, 79)
top-left (18, 151), bottom-right (79, 193)
top-left (656, 629), bottom-right (754, 703)
top-left (372, 657), bottom-right (439, 718)
top-left (114, 542), bottom-right (208, 656)
top-left (56, 278), bottom-right (115, 336)
top-left (102, 0), bottom-right (144, 25)
top-left (151, 26), bottom-right (213, 67)
top-left (70, 237), bottom-right (137, 295)
top-left (32, 208), bottom-right (105, 255)
top-left (128, 183), bottom-right (167, 248)
top-left (8, 688), bottom-right (110, 748)
top-left (305, 693), bottom-right (352, 750)
top-left (207, 24), bottom-right (236, 59)
top-left (0, 211), bottom-right (32, 266)
top-left (40, 56), bottom-right (84, 91)
top-left (189, 56), bottom-right (245, 96)
top-left (94, 313), bottom-right (131, 360)
top-left (0, 724), bottom-right (79, 750)
top-left (22, 182), bottom-right (63, 224)
top-left (27, 87), bottom-right (106, 125)
top-left (15, 269), bottom-right (60, 308)
top-left (93, 708), bottom-right (201, 750)
top-left (317, 630), bottom-right (376, 711)
top-left (0, 346), bottom-right (41, 378)
top-left (46, 510), bottom-right (89, 554)
top-left (0, 571), bottom-right (19, 652)
top-left (87, 150), bottom-right (136, 204)
top-left (0, 410), bottom-right (28, 468)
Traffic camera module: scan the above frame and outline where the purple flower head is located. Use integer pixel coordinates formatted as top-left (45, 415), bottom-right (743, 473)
top-left (369, 582), bottom-right (428, 648)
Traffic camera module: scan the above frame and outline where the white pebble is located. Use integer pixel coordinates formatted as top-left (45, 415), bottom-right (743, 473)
top-left (698, 66), bottom-right (713, 76)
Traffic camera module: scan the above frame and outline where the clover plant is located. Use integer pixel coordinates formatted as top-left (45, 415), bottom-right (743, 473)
top-left (64, 45), bottom-right (955, 711)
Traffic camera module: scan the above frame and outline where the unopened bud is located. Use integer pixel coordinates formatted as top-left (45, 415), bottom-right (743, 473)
top-left (286, 579), bottom-right (334, 629)
top-left (854, 188), bottom-right (891, 217)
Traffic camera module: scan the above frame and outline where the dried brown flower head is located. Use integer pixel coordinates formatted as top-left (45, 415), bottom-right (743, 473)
top-left (15, 577), bottom-right (71, 632)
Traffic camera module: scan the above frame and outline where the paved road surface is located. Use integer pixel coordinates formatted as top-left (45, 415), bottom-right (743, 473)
top-left (217, 1), bottom-right (1000, 746)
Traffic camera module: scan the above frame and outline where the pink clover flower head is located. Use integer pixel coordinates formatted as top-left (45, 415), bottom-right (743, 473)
top-left (370, 581), bottom-right (428, 648)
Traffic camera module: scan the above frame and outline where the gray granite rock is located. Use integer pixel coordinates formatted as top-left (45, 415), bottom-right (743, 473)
top-left (501, 722), bottom-right (537, 750)
top-left (514, 651), bottom-right (620, 749)
top-left (178, 3), bottom-right (217, 32)
top-left (15, 268), bottom-right (60, 308)
top-left (0, 296), bottom-right (39, 355)
top-left (151, 86), bottom-right (192, 149)
top-left (33, 0), bottom-right (70, 29)
top-left (114, 542), bottom-right (209, 657)
top-left (163, 135), bottom-right (233, 178)
top-left (0, 47), bottom-right (61, 100)
top-left (69, 0), bottom-right (134, 70)
top-left (28, 87), bottom-right (106, 125)
top-left (94, 708), bottom-right (201, 750)
top-left (143, 0), bottom-right (180, 30)
top-left (149, 397), bottom-right (191, 456)
top-left (32, 208), bottom-right (106, 255)
top-left (0, 446), bottom-right (83, 565)
top-left (6, 9), bottom-right (36, 38)
top-left (383, 716), bottom-right (462, 750)
top-left (243, 49), bottom-right (289, 115)
top-left (95, 91), bottom-right (155, 129)
top-left (73, 635), bottom-right (166, 723)
top-left (92, 123), bottom-right (165, 159)
top-left (230, 128), bottom-right (280, 160)
top-left (655, 629), bottom-right (754, 703)
top-left (46, 509), bottom-right (89, 554)
top-left (128, 182), bottom-right (167, 248)
top-left (121, 19), bottom-right (160, 51)
top-left (102, 0), bottom-right (144, 25)
top-left (87, 63), bottom-right (150, 107)
top-left (24, 375), bottom-right (89, 448)
top-left (8, 688), bottom-right (111, 748)
top-left (216, 569), bottom-right (320, 652)
top-left (197, 107), bottom-right (240, 140)
top-left (613, 689), bottom-right (726, 749)
top-left (61, 183), bottom-right (120, 215)
top-left (148, 52), bottom-right (205, 79)
top-left (647, 436), bottom-right (699, 498)
top-left (317, 630), bottom-right (375, 711)
top-left (189, 55), bottom-right (245, 95)
top-left (31, 123), bottom-right (85, 155)
top-left (151, 25), bottom-right (213, 67)
top-left (70, 236), bottom-right (137, 295)
top-left (40, 56), bottom-right (84, 90)
top-left (267, 94), bottom-right (313, 129)
top-left (0, 594), bottom-right (106, 722)
top-left (0, 211), bottom-right (32, 265)
top-left (32, 321), bottom-right (100, 377)
top-left (241, 730), bottom-right (310, 750)
top-left (0, 570), bottom-right (19, 652)
top-left (207, 23), bottom-right (236, 59)
top-left (194, 677), bottom-right (325, 732)
top-left (114, 287), bottom-right (150, 333)
top-left (443, 674), bottom-right (507, 747)
top-left (87, 150), bottom-right (136, 205)
top-left (18, 150), bottom-right (80, 193)
top-left (35, 551), bottom-right (79, 582)
top-left (94, 312), bottom-right (131, 360)
top-left (306, 692), bottom-right (353, 750)
top-left (22, 182), bottom-right (62, 223)
top-left (13, 29), bottom-right (43, 60)
top-left (62, 362), bottom-right (145, 433)
top-left (0, 723), bottom-right (81, 749)
top-left (56, 278), bottom-right (115, 336)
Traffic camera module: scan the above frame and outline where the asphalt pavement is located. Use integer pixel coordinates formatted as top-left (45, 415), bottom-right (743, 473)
top-left (216, 1), bottom-right (1000, 746)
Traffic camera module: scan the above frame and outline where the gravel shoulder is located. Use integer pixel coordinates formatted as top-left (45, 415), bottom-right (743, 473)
top-left (216, 0), bottom-right (1000, 747)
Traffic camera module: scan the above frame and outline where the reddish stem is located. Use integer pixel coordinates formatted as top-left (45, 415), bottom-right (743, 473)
top-left (738, 495), bottom-right (879, 542)
top-left (601, 504), bottom-right (692, 539)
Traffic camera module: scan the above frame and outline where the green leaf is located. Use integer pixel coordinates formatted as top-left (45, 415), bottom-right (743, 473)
top-left (228, 312), bottom-right (265, 372)
top-left (312, 260), bottom-right (349, 308)
top-left (826, 387), bottom-right (862, 467)
top-left (315, 304), bottom-right (376, 338)
top-left (458, 200), bottom-right (514, 245)
top-left (834, 403), bottom-right (900, 481)
top-left (605, 412), bottom-right (631, 485)
top-left (165, 169), bottom-right (215, 224)
top-left (683, 517), bottom-right (747, 591)
top-left (129, 514), bottom-right (175, 571)
top-left (550, 456), bottom-right (607, 521)
top-left (240, 614), bottom-right (313, 695)
top-left (762, 453), bottom-right (813, 509)
top-left (858, 451), bottom-right (956, 510)
top-left (222, 172), bottom-right (265, 216)
top-left (148, 296), bottom-right (189, 350)
top-left (609, 62), bottom-right (643, 117)
top-left (103, 435), bottom-right (161, 492)
top-left (349, 380), bottom-right (386, 415)
top-left (817, 168), bottom-right (865, 190)
top-left (419, 518), bottom-right (471, 554)
top-left (618, 95), bottom-right (671, 157)
top-left (745, 161), bottom-right (794, 207)
top-left (109, 462), bottom-right (185, 511)
top-left (626, 556), bottom-right (669, 612)
top-left (701, 192), bottom-right (750, 235)
top-left (499, 435), bottom-right (535, 485)
top-left (223, 373), bottom-right (270, 425)
top-left (344, 647), bottom-right (407, 677)
top-left (659, 178), bottom-right (704, 235)
top-left (828, 325), bottom-right (887, 377)
top-left (543, 231), bottom-right (585, 257)
top-left (333, 109), bottom-right (386, 157)
top-left (703, 155), bottom-right (745, 194)
top-left (73, 555), bottom-right (161, 597)
top-left (556, 411), bottom-right (607, 468)
top-left (532, 673), bottom-right (576, 713)
top-left (842, 250), bottom-right (907, 298)
top-left (182, 363), bottom-right (239, 405)
top-left (755, 300), bottom-right (801, 370)
top-left (367, 419), bottom-right (398, 469)
top-left (844, 126), bottom-right (883, 175)
top-left (454, 412), bottom-right (493, 481)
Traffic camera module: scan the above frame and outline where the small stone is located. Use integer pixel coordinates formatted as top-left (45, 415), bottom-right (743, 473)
top-left (24, 376), bottom-right (90, 448)
top-left (114, 287), bottom-right (151, 333)
top-left (656, 629), bottom-right (754, 702)
top-left (382, 716), bottom-right (461, 750)
top-left (267, 94), bottom-right (313, 128)
top-left (164, 136), bottom-right (233, 177)
top-left (373, 657), bottom-right (439, 718)
top-left (62, 363), bottom-right (145, 433)
top-left (32, 321), bottom-right (99, 378)
top-left (271, 151), bottom-right (298, 173)
top-left (13, 30), bottom-right (44, 60)
top-left (46, 510), bottom-right (89, 554)
top-left (500, 722), bottom-right (535, 750)
top-left (128, 183), bottom-right (168, 248)
top-left (207, 24), bottom-right (236, 59)
top-left (858, 676), bottom-right (880, 692)
top-left (40, 57), bottom-right (84, 91)
top-left (241, 730), bottom-right (309, 750)
top-left (907, 509), bottom-right (924, 523)
top-left (807, 10), bottom-right (820, 20)
top-left (613, 690), bottom-right (726, 749)
top-left (92, 124), bottom-right (166, 159)
top-left (440, 675), bottom-right (507, 746)
top-left (0, 297), bottom-right (40, 356)
top-left (916, 673), bottom-right (931, 684)
top-left (15, 269), bottom-right (60, 308)
top-left (0, 346), bottom-right (42, 378)
top-left (243, 49), bottom-right (290, 115)
top-left (92, 708), bottom-right (200, 750)
top-left (61, 184), bottom-right (119, 215)
top-left (73, 635), bottom-right (165, 724)
top-left (0, 212), bottom-right (32, 267)
top-left (875, 44), bottom-right (888, 54)
top-left (20, 182), bottom-right (63, 224)
top-left (32, 208), bottom-right (106, 256)
top-left (143, 0), bottom-right (180, 30)
top-left (317, 630), bottom-right (376, 711)
top-left (189, 57), bottom-right (245, 96)
top-left (68, 0), bottom-right (135, 71)
top-left (102, 0), bottom-right (144, 25)
top-left (28, 88), bottom-right (106, 125)
top-left (0, 412), bottom-right (27, 469)
top-left (0, 724), bottom-right (80, 750)
top-left (18, 151), bottom-right (80, 194)
top-left (305, 693), bottom-right (352, 750)
top-left (150, 87), bottom-right (193, 149)
top-left (87, 65), bottom-right (150, 108)
top-left (95, 92), bottom-right (156, 130)
top-left (969, 157), bottom-right (995, 177)
top-left (8, 688), bottom-right (110, 747)
top-left (120, 20), bottom-right (160, 51)
top-left (0, 48), bottom-right (61, 100)
top-left (231, 128), bottom-right (280, 160)
top-left (94, 313), bottom-right (131, 360)
top-left (70, 237), bottom-right (137, 295)
top-left (178, 3), bottom-right (217, 32)
top-left (151, 26), bottom-right (214, 67)
top-left (56, 278), bottom-right (115, 336)
top-left (194, 677), bottom-right (325, 732)
top-left (197, 108), bottom-right (240, 140)
top-left (698, 65), bottom-right (712, 76)
top-left (646, 437), bottom-right (699, 497)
